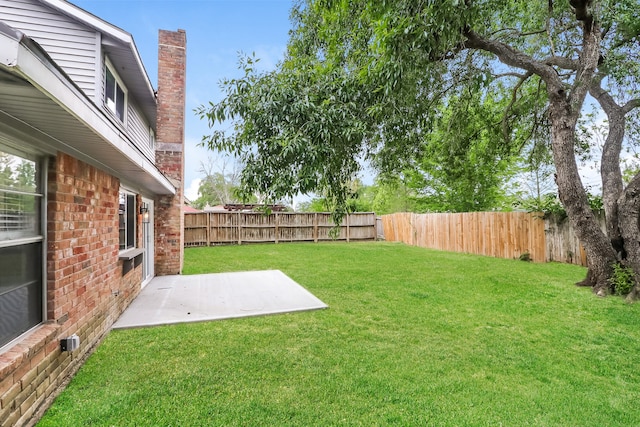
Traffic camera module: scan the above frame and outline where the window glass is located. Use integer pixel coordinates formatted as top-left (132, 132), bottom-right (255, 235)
top-left (119, 191), bottom-right (135, 250)
top-left (0, 242), bottom-right (42, 347)
top-left (0, 152), bottom-right (41, 241)
top-left (116, 85), bottom-right (125, 121)
top-left (105, 67), bottom-right (116, 113)
top-left (149, 128), bottom-right (155, 149)
top-left (0, 146), bottom-right (43, 349)
top-left (105, 64), bottom-right (126, 122)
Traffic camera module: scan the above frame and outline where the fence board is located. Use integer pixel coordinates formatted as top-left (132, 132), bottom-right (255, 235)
top-left (543, 213), bottom-right (606, 266)
top-left (380, 211), bottom-right (607, 266)
top-left (184, 212), bottom-right (376, 246)
top-left (381, 212), bottom-right (547, 262)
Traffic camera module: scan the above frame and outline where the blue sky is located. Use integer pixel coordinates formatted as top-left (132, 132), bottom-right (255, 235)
top-left (70, 0), bottom-right (295, 201)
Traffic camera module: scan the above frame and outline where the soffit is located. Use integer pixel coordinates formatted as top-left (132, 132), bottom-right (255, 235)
top-left (0, 68), bottom-right (173, 195)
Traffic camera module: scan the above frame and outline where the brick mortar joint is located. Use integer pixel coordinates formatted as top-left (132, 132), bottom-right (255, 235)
top-left (24, 314), bottom-right (120, 427)
top-left (158, 43), bottom-right (186, 50)
top-left (0, 324), bottom-right (61, 380)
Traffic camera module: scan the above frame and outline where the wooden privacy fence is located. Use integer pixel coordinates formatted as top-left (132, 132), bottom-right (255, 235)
top-left (543, 213), bottom-right (606, 266)
top-left (381, 212), bottom-right (547, 262)
top-left (184, 212), bottom-right (376, 247)
top-left (380, 211), bottom-right (604, 266)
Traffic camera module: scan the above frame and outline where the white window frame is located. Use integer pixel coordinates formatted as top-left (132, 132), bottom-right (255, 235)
top-left (0, 143), bottom-right (46, 351)
top-left (104, 58), bottom-right (128, 124)
top-left (149, 127), bottom-right (156, 150)
top-left (118, 189), bottom-right (136, 251)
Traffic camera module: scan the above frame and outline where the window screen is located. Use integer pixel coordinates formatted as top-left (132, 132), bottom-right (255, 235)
top-left (119, 191), bottom-right (135, 250)
top-left (0, 149), bottom-right (43, 348)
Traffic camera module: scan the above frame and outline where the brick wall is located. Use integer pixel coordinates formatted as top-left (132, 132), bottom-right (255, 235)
top-left (0, 153), bottom-right (144, 427)
top-left (155, 29), bottom-right (186, 276)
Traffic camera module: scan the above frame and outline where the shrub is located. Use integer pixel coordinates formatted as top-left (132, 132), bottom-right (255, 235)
top-left (610, 263), bottom-right (635, 296)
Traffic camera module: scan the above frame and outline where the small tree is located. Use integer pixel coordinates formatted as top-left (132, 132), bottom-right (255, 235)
top-left (192, 156), bottom-right (243, 210)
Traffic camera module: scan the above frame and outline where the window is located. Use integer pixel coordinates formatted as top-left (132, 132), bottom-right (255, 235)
top-left (119, 191), bottom-right (135, 250)
top-left (149, 127), bottom-right (155, 150)
top-left (0, 148), bottom-right (44, 349)
top-left (104, 61), bottom-right (127, 122)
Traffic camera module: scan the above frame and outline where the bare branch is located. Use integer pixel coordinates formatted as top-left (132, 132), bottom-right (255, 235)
top-left (623, 99), bottom-right (640, 115)
top-left (543, 56), bottom-right (578, 70)
top-left (494, 72), bottom-right (528, 79)
top-left (463, 30), bottom-right (561, 89)
top-left (593, 73), bottom-right (640, 116)
top-left (489, 26), bottom-right (548, 40)
top-left (568, 6), bottom-right (600, 110)
top-left (546, 0), bottom-right (556, 56)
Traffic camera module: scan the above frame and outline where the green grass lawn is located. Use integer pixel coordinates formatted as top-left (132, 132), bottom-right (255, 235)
top-left (38, 242), bottom-right (640, 426)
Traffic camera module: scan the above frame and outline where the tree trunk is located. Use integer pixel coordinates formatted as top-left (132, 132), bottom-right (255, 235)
top-left (589, 81), bottom-right (640, 298)
top-left (548, 95), bottom-right (617, 295)
top-left (600, 114), bottom-right (625, 254)
top-left (465, 13), bottom-right (628, 296)
top-left (590, 79), bottom-right (626, 257)
top-left (618, 174), bottom-right (640, 300)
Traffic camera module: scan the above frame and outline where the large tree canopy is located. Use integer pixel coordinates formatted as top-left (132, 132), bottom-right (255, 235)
top-left (198, 0), bottom-right (640, 297)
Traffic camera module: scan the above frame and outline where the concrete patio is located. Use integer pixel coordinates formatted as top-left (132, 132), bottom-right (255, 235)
top-left (113, 270), bottom-right (328, 329)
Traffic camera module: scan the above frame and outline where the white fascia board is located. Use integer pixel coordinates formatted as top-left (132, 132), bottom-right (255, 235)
top-left (0, 31), bottom-right (174, 195)
top-left (41, 0), bottom-right (128, 40)
top-left (0, 32), bottom-right (19, 67)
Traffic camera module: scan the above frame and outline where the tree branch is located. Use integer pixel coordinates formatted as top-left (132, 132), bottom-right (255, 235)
top-left (568, 4), bottom-right (600, 111)
top-left (622, 99), bottom-right (640, 115)
top-left (493, 72), bottom-right (529, 79)
top-left (502, 71), bottom-right (534, 142)
top-left (543, 56), bottom-right (578, 70)
top-left (546, 0), bottom-right (556, 56)
top-left (490, 27), bottom-right (547, 38)
top-left (463, 30), bottom-right (560, 87)
top-left (569, 0), bottom-right (594, 31)
top-left (589, 73), bottom-right (617, 112)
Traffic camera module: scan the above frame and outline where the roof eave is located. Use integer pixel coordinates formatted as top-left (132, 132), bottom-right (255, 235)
top-left (40, 0), bottom-right (157, 125)
top-left (0, 26), bottom-right (174, 196)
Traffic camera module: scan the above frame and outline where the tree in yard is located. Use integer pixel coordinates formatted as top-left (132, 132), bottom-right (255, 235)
top-left (404, 90), bottom-right (521, 212)
top-left (192, 156), bottom-right (244, 210)
top-left (297, 179), bottom-right (374, 212)
top-left (198, 1), bottom-right (640, 297)
top-left (0, 153), bottom-right (14, 189)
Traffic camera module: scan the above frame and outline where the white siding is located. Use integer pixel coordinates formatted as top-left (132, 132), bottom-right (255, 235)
top-left (127, 99), bottom-right (154, 160)
top-left (100, 59), bottom-right (154, 160)
top-left (0, 0), bottom-right (100, 100)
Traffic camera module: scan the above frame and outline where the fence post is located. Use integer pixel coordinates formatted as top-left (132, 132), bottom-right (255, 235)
top-left (183, 211), bottom-right (378, 246)
top-left (206, 212), bottom-right (211, 247)
top-left (346, 214), bottom-right (350, 243)
top-left (314, 213), bottom-right (318, 243)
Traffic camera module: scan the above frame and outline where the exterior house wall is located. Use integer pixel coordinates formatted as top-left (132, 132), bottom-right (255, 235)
top-left (98, 63), bottom-right (156, 159)
top-left (0, 0), bottom-right (100, 100)
top-left (0, 153), bottom-right (144, 427)
top-left (1, 0), bottom-right (156, 160)
top-left (0, 1), bottom-right (186, 423)
top-left (126, 98), bottom-right (155, 160)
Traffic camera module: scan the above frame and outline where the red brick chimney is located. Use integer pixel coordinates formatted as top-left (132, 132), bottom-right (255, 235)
top-left (155, 29), bottom-right (186, 275)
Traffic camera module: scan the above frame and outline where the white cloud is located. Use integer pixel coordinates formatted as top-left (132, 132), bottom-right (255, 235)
top-left (184, 178), bottom-right (201, 202)
top-left (253, 45), bottom-right (287, 72)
